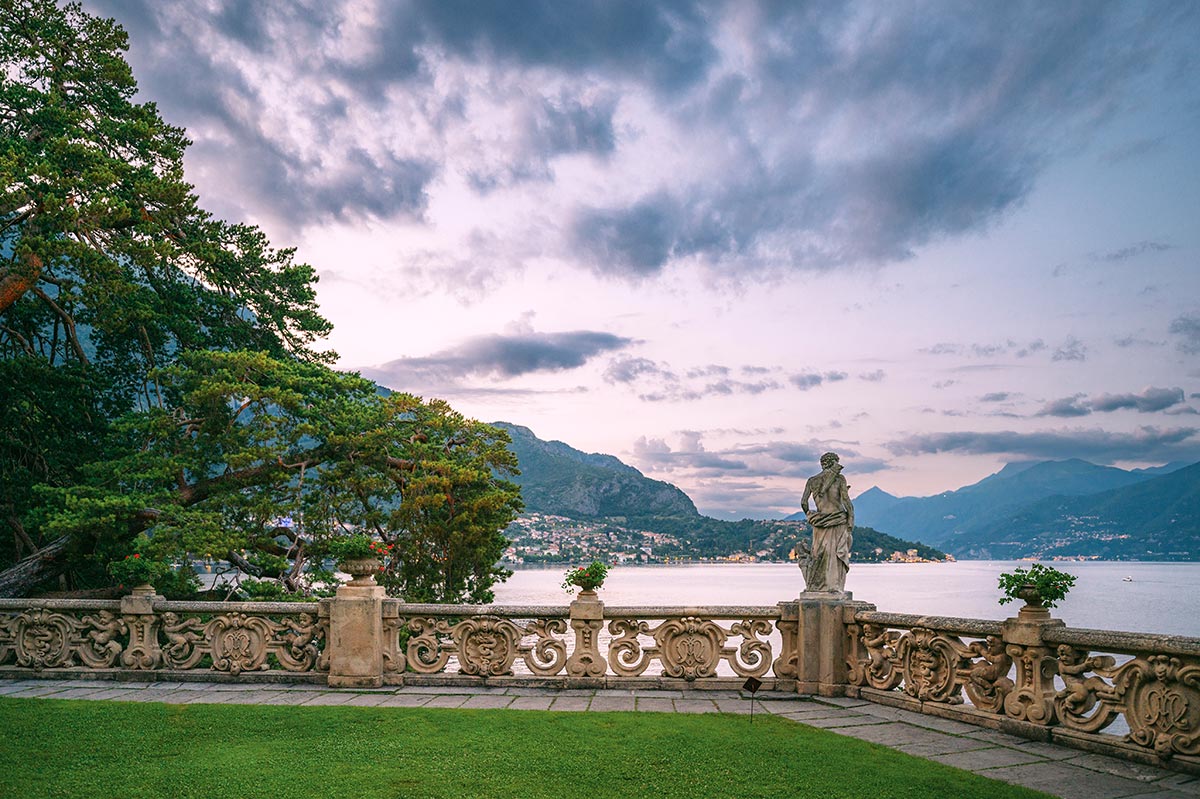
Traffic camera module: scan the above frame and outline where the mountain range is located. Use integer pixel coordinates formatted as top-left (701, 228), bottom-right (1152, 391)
top-left (492, 422), bottom-right (945, 562)
top-left (831, 459), bottom-right (1199, 559)
top-left (494, 421), bottom-right (1200, 561)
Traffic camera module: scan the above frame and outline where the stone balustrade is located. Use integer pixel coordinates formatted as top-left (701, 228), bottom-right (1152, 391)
top-left (2, 589), bottom-right (1198, 774)
top-left (844, 604), bottom-right (1200, 773)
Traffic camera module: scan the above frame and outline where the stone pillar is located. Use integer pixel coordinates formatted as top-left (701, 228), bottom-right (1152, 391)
top-left (119, 586), bottom-right (162, 669)
top-left (565, 590), bottom-right (605, 683)
top-left (1001, 603), bottom-right (1065, 726)
top-left (786, 592), bottom-right (875, 697)
top-left (326, 581), bottom-right (386, 688)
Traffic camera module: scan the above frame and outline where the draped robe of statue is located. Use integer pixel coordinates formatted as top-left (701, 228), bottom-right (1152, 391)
top-left (799, 457), bottom-right (854, 594)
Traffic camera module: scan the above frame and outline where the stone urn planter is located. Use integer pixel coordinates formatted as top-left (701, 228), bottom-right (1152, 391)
top-left (1015, 583), bottom-right (1050, 619)
top-left (339, 557), bottom-right (381, 587)
top-left (129, 583), bottom-right (157, 597)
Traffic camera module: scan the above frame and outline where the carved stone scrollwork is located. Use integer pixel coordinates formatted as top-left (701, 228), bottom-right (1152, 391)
top-left (78, 611), bottom-right (127, 668)
top-left (773, 618), bottom-right (798, 679)
top-left (961, 636), bottom-right (1014, 714)
top-left (896, 627), bottom-right (967, 703)
top-left (847, 622), bottom-right (903, 690)
top-left (1004, 644), bottom-right (1058, 724)
top-left (12, 609), bottom-right (76, 670)
top-left (406, 617), bottom-right (453, 674)
top-left (156, 611), bottom-right (322, 674)
top-left (655, 617), bottom-right (726, 680)
top-left (517, 618), bottom-right (567, 676)
top-left (381, 614), bottom-right (407, 674)
top-left (1055, 647), bottom-right (1200, 759)
top-left (454, 616), bottom-right (522, 676)
top-left (276, 613), bottom-right (321, 672)
top-left (1054, 645), bottom-right (1119, 733)
top-left (208, 613), bottom-right (276, 674)
top-left (728, 619), bottom-right (773, 678)
top-left (1125, 655), bottom-right (1200, 758)
top-left (160, 612), bottom-right (206, 669)
top-left (607, 619), bottom-right (652, 677)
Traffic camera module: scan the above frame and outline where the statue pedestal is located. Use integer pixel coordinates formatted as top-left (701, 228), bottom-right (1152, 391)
top-left (781, 593), bottom-right (875, 697)
top-left (326, 584), bottom-right (386, 688)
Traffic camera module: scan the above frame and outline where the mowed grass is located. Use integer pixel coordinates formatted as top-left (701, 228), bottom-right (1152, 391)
top-left (0, 697), bottom-right (1051, 799)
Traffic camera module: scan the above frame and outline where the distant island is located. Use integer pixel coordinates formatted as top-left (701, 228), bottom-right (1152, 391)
top-left (493, 423), bottom-right (948, 565)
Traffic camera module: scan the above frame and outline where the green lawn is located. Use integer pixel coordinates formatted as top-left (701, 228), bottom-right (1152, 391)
top-left (0, 697), bottom-right (1050, 799)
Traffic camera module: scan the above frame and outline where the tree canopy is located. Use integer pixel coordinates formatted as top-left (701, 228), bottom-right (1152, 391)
top-left (0, 0), bottom-right (521, 600)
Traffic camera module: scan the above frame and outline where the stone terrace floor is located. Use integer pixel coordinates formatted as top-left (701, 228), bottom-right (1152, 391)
top-left (3, 679), bottom-right (1198, 799)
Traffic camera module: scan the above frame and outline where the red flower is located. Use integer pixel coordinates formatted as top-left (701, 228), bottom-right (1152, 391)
top-left (132, 553), bottom-right (140, 559)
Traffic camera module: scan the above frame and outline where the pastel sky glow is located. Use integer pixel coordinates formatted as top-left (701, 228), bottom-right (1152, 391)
top-left (89, 0), bottom-right (1200, 518)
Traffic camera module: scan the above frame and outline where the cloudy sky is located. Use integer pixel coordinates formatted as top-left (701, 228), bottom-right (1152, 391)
top-left (89, 0), bottom-right (1200, 518)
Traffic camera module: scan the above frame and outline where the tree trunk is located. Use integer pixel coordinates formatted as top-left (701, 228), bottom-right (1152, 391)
top-left (0, 534), bottom-right (70, 597)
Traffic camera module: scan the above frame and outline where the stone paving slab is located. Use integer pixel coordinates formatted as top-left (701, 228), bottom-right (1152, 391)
top-left (983, 761), bottom-right (1164, 799)
top-left (1063, 753), bottom-right (1181, 783)
top-left (674, 699), bottom-right (718, 714)
top-left (260, 691), bottom-right (328, 705)
top-left (422, 695), bottom-right (470, 709)
top-left (341, 694), bottom-right (391, 707)
top-left (635, 698), bottom-right (674, 713)
top-left (301, 693), bottom-right (359, 706)
top-left (588, 696), bottom-right (636, 711)
top-left (507, 696), bottom-right (555, 711)
top-left (548, 696), bottom-right (590, 711)
top-left (796, 713), bottom-right (879, 729)
top-left (376, 694), bottom-right (434, 708)
top-left (460, 695), bottom-right (516, 709)
top-left (931, 746), bottom-right (1050, 770)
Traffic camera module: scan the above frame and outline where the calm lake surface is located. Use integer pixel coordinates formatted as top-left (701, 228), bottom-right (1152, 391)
top-left (493, 560), bottom-right (1199, 638)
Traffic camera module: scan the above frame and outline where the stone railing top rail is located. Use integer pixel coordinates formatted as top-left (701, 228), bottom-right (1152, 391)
top-left (603, 605), bottom-right (781, 618)
top-left (1043, 626), bottom-right (1200, 657)
top-left (0, 598), bottom-right (121, 611)
top-left (854, 610), bottom-right (1002, 636)
top-left (377, 601), bottom-right (781, 619)
top-left (154, 600), bottom-right (321, 614)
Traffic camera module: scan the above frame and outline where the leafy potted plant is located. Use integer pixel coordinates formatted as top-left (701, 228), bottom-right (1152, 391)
top-left (998, 562), bottom-right (1076, 615)
top-left (108, 553), bottom-right (171, 595)
top-left (329, 534), bottom-right (393, 586)
top-left (561, 561), bottom-right (609, 595)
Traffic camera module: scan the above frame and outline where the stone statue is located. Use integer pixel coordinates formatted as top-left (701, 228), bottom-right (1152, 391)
top-left (798, 451), bottom-right (854, 594)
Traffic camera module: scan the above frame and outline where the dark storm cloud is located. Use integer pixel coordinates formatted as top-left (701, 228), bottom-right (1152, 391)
top-left (1169, 313), bottom-right (1200, 355)
top-left (367, 330), bottom-right (634, 385)
top-left (83, 0), bottom-right (1199, 276)
top-left (887, 426), bottom-right (1200, 462)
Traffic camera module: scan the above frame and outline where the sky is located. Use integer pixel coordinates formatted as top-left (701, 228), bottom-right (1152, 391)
top-left (87, 0), bottom-right (1200, 519)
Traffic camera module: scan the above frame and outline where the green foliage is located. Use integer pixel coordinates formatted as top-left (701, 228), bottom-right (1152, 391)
top-left (328, 534), bottom-right (389, 562)
top-left (0, 699), bottom-right (1052, 799)
top-left (560, 560), bottom-right (609, 593)
top-left (997, 563), bottom-right (1077, 608)
top-left (106, 553), bottom-right (169, 587)
top-left (39, 349), bottom-right (521, 602)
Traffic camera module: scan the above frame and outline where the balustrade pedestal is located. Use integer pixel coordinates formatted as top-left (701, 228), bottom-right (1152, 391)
top-left (784, 593), bottom-right (875, 696)
top-left (326, 582), bottom-right (386, 688)
top-left (565, 590), bottom-right (606, 684)
top-left (1000, 603), bottom-right (1066, 726)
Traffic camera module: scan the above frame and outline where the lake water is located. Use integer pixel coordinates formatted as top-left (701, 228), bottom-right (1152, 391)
top-left (493, 560), bottom-right (1200, 638)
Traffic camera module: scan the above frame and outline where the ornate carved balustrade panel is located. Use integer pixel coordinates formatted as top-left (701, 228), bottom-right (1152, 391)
top-left (604, 606), bottom-right (780, 681)
top-left (0, 599), bottom-right (326, 674)
top-left (0, 601), bottom-right (126, 671)
top-left (388, 603), bottom-right (572, 677)
top-left (1045, 628), bottom-right (1200, 760)
top-left (847, 612), bottom-right (1009, 711)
